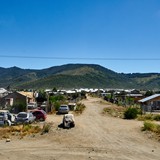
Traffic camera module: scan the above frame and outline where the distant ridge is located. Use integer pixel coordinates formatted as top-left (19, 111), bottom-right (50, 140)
top-left (0, 64), bottom-right (160, 90)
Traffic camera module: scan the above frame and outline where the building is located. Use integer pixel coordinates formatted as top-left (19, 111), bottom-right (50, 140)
top-left (139, 94), bottom-right (160, 112)
top-left (0, 92), bottom-right (29, 113)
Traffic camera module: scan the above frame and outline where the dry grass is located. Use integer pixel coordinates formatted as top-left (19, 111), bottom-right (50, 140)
top-left (103, 105), bottom-right (126, 118)
top-left (0, 124), bottom-right (42, 139)
top-left (142, 121), bottom-right (160, 141)
top-left (41, 123), bottom-right (52, 134)
top-left (138, 114), bottom-right (160, 121)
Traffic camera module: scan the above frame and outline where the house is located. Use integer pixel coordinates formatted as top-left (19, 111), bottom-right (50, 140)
top-left (139, 94), bottom-right (160, 112)
top-left (0, 92), bottom-right (29, 113)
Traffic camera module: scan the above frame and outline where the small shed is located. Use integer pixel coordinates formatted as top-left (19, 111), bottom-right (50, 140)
top-left (139, 94), bottom-right (160, 112)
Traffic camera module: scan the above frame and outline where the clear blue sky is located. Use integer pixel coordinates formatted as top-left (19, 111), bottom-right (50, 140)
top-left (0, 0), bottom-right (160, 73)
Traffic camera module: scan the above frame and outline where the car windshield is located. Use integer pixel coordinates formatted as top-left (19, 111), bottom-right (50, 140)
top-left (60, 106), bottom-right (68, 108)
top-left (17, 113), bottom-right (27, 118)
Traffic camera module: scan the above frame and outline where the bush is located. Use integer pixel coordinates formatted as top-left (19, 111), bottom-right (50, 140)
top-left (41, 123), bottom-right (52, 134)
top-left (124, 107), bottom-right (138, 119)
top-left (153, 115), bottom-right (160, 121)
top-left (142, 121), bottom-right (160, 133)
top-left (54, 101), bottom-right (61, 111)
top-left (74, 103), bottom-right (86, 114)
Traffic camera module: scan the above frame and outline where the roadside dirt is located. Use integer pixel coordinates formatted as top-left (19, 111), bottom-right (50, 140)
top-left (0, 96), bottom-right (160, 160)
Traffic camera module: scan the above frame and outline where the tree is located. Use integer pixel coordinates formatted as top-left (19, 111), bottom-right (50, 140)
top-left (145, 90), bottom-right (154, 97)
top-left (36, 90), bottom-right (47, 102)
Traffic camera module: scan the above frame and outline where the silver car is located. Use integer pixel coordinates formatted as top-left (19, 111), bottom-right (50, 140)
top-left (58, 105), bottom-right (69, 114)
top-left (15, 112), bottom-right (35, 124)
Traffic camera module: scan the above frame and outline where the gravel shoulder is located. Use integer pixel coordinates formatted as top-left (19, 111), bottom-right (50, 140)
top-left (0, 96), bottom-right (160, 160)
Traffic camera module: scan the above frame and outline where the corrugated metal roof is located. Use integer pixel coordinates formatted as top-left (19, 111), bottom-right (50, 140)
top-left (139, 94), bottom-right (160, 103)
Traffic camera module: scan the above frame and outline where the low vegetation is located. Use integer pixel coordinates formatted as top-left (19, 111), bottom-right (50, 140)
top-left (138, 114), bottom-right (160, 121)
top-left (41, 123), bottom-right (52, 134)
top-left (124, 107), bottom-right (139, 119)
top-left (103, 105), bottom-right (126, 118)
top-left (0, 123), bottom-right (52, 140)
top-left (142, 121), bottom-right (160, 140)
top-left (103, 105), bottom-right (142, 120)
top-left (142, 121), bottom-right (160, 133)
top-left (74, 103), bottom-right (86, 114)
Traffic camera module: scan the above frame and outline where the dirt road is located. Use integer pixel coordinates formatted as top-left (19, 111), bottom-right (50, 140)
top-left (0, 96), bottom-right (160, 160)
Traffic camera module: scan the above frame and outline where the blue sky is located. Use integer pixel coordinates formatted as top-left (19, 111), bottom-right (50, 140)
top-left (0, 0), bottom-right (160, 73)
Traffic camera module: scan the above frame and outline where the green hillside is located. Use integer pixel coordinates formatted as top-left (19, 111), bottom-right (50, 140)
top-left (0, 64), bottom-right (160, 90)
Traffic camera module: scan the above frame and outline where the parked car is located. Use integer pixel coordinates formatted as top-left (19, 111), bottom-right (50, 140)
top-left (31, 109), bottom-right (47, 121)
top-left (62, 114), bottom-right (75, 129)
top-left (58, 105), bottom-right (69, 114)
top-left (15, 112), bottom-right (35, 124)
top-left (27, 102), bottom-right (37, 110)
top-left (68, 103), bottom-right (76, 111)
top-left (0, 110), bottom-right (14, 126)
top-left (40, 101), bottom-right (47, 112)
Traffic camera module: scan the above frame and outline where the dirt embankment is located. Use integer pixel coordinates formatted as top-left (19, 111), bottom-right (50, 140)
top-left (0, 96), bottom-right (160, 160)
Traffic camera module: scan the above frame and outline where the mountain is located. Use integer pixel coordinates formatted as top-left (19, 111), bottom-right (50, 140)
top-left (0, 64), bottom-right (160, 90)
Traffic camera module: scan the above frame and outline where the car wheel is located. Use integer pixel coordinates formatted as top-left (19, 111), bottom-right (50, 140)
top-left (5, 120), bottom-right (11, 126)
top-left (39, 117), bottom-right (44, 121)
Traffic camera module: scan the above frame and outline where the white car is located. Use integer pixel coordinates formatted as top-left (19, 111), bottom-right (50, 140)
top-left (0, 110), bottom-right (13, 126)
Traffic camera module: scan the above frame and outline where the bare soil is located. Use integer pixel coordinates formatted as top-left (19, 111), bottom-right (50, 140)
top-left (0, 96), bottom-right (160, 160)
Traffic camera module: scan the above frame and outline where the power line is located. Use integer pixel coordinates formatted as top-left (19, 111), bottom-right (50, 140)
top-left (0, 55), bottom-right (160, 60)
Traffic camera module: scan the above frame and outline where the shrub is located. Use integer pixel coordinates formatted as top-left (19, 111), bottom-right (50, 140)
top-left (124, 107), bottom-right (138, 119)
top-left (153, 115), bottom-right (160, 121)
top-left (74, 103), bottom-right (86, 114)
top-left (49, 95), bottom-right (65, 103)
top-left (142, 121), bottom-right (160, 133)
top-left (41, 123), bottom-right (52, 134)
top-left (54, 101), bottom-right (61, 111)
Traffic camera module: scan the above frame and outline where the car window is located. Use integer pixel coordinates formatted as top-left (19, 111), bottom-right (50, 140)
top-left (17, 113), bottom-right (27, 118)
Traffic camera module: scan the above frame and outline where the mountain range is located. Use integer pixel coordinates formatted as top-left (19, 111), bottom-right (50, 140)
top-left (0, 64), bottom-right (160, 90)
